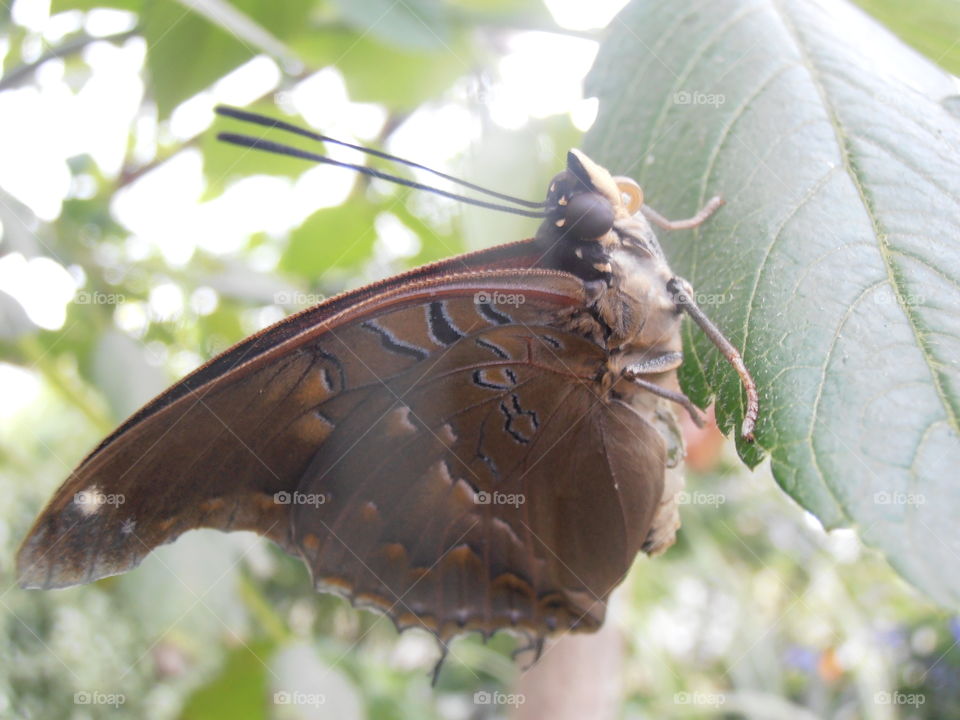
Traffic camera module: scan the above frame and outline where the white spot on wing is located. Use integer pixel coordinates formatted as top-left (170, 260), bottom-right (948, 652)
top-left (74, 485), bottom-right (106, 516)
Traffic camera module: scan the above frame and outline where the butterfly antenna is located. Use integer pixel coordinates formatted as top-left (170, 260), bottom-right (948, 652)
top-left (667, 278), bottom-right (759, 441)
top-left (217, 132), bottom-right (547, 218)
top-left (215, 105), bottom-right (546, 209)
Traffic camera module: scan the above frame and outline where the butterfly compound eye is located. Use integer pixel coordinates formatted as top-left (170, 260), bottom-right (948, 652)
top-left (565, 192), bottom-right (614, 239)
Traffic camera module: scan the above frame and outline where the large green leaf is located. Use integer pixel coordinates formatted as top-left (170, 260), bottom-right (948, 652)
top-left (586, 0), bottom-right (960, 605)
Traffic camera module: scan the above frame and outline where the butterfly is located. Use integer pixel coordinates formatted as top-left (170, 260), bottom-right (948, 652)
top-left (17, 106), bottom-right (757, 673)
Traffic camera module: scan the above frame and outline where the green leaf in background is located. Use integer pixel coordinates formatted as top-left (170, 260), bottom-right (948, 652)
top-left (290, 27), bottom-right (472, 109)
top-left (329, 0), bottom-right (452, 50)
top-left (0, 289), bottom-right (34, 340)
top-left (586, 0), bottom-right (960, 605)
top-left (855, 0), bottom-right (960, 76)
top-left (51, 0), bottom-right (142, 11)
top-left (179, 641), bottom-right (274, 720)
top-left (142, 1), bottom-right (251, 118)
top-left (447, 0), bottom-right (543, 12)
top-left (142, 0), bottom-right (310, 118)
top-left (91, 329), bottom-right (169, 420)
top-left (391, 194), bottom-right (465, 266)
top-left (280, 197), bottom-right (380, 278)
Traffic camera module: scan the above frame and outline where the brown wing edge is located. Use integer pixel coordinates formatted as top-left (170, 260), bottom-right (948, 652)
top-left (16, 264), bottom-right (586, 590)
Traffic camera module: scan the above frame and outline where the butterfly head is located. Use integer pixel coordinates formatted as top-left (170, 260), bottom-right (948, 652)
top-left (543, 150), bottom-right (622, 241)
top-left (541, 150), bottom-right (654, 243)
top-left (537, 151), bottom-right (659, 284)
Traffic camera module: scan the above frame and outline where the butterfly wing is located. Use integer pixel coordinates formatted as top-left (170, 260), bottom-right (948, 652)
top-left (18, 263), bottom-right (667, 641)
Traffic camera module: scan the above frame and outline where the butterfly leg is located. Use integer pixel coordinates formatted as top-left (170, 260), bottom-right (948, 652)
top-left (624, 351), bottom-right (684, 375)
top-left (511, 634), bottom-right (546, 670)
top-left (667, 276), bottom-right (758, 441)
top-left (430, 643), bottom-right (449, 687)
top-left (624, 371), bottom-right (706, 428)
top-left (623, 352), bottom-right (704, 427)
top-left (642, 195), bottom-right (723, 231)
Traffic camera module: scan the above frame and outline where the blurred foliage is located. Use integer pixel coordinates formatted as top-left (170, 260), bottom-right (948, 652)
top-left (0, 0), bottom-right (958, 719)
top-left (852, 0), bottom-right (960, 76)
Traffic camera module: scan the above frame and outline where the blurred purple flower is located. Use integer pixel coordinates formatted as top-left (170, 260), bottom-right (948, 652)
top-left (784, 646), bottom-right (818, 672)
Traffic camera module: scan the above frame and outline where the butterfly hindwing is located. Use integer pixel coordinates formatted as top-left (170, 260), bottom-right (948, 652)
top-left (291, 320), bottom-right (667, 640)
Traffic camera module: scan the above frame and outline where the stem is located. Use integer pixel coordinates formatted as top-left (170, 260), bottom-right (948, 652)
top-left (237, 571), bottom-right (291, 645)
top-left (0, 29), bottom-right (139, 92)
top-left (118, 135), bottom-right (200, 188)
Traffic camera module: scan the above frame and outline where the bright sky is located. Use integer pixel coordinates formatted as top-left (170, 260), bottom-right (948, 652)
top-left (0, 0), bottom-right (629, 417)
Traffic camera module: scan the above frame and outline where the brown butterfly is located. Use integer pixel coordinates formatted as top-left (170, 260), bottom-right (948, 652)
top-left (18, 106), bottom-right (757, 673)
